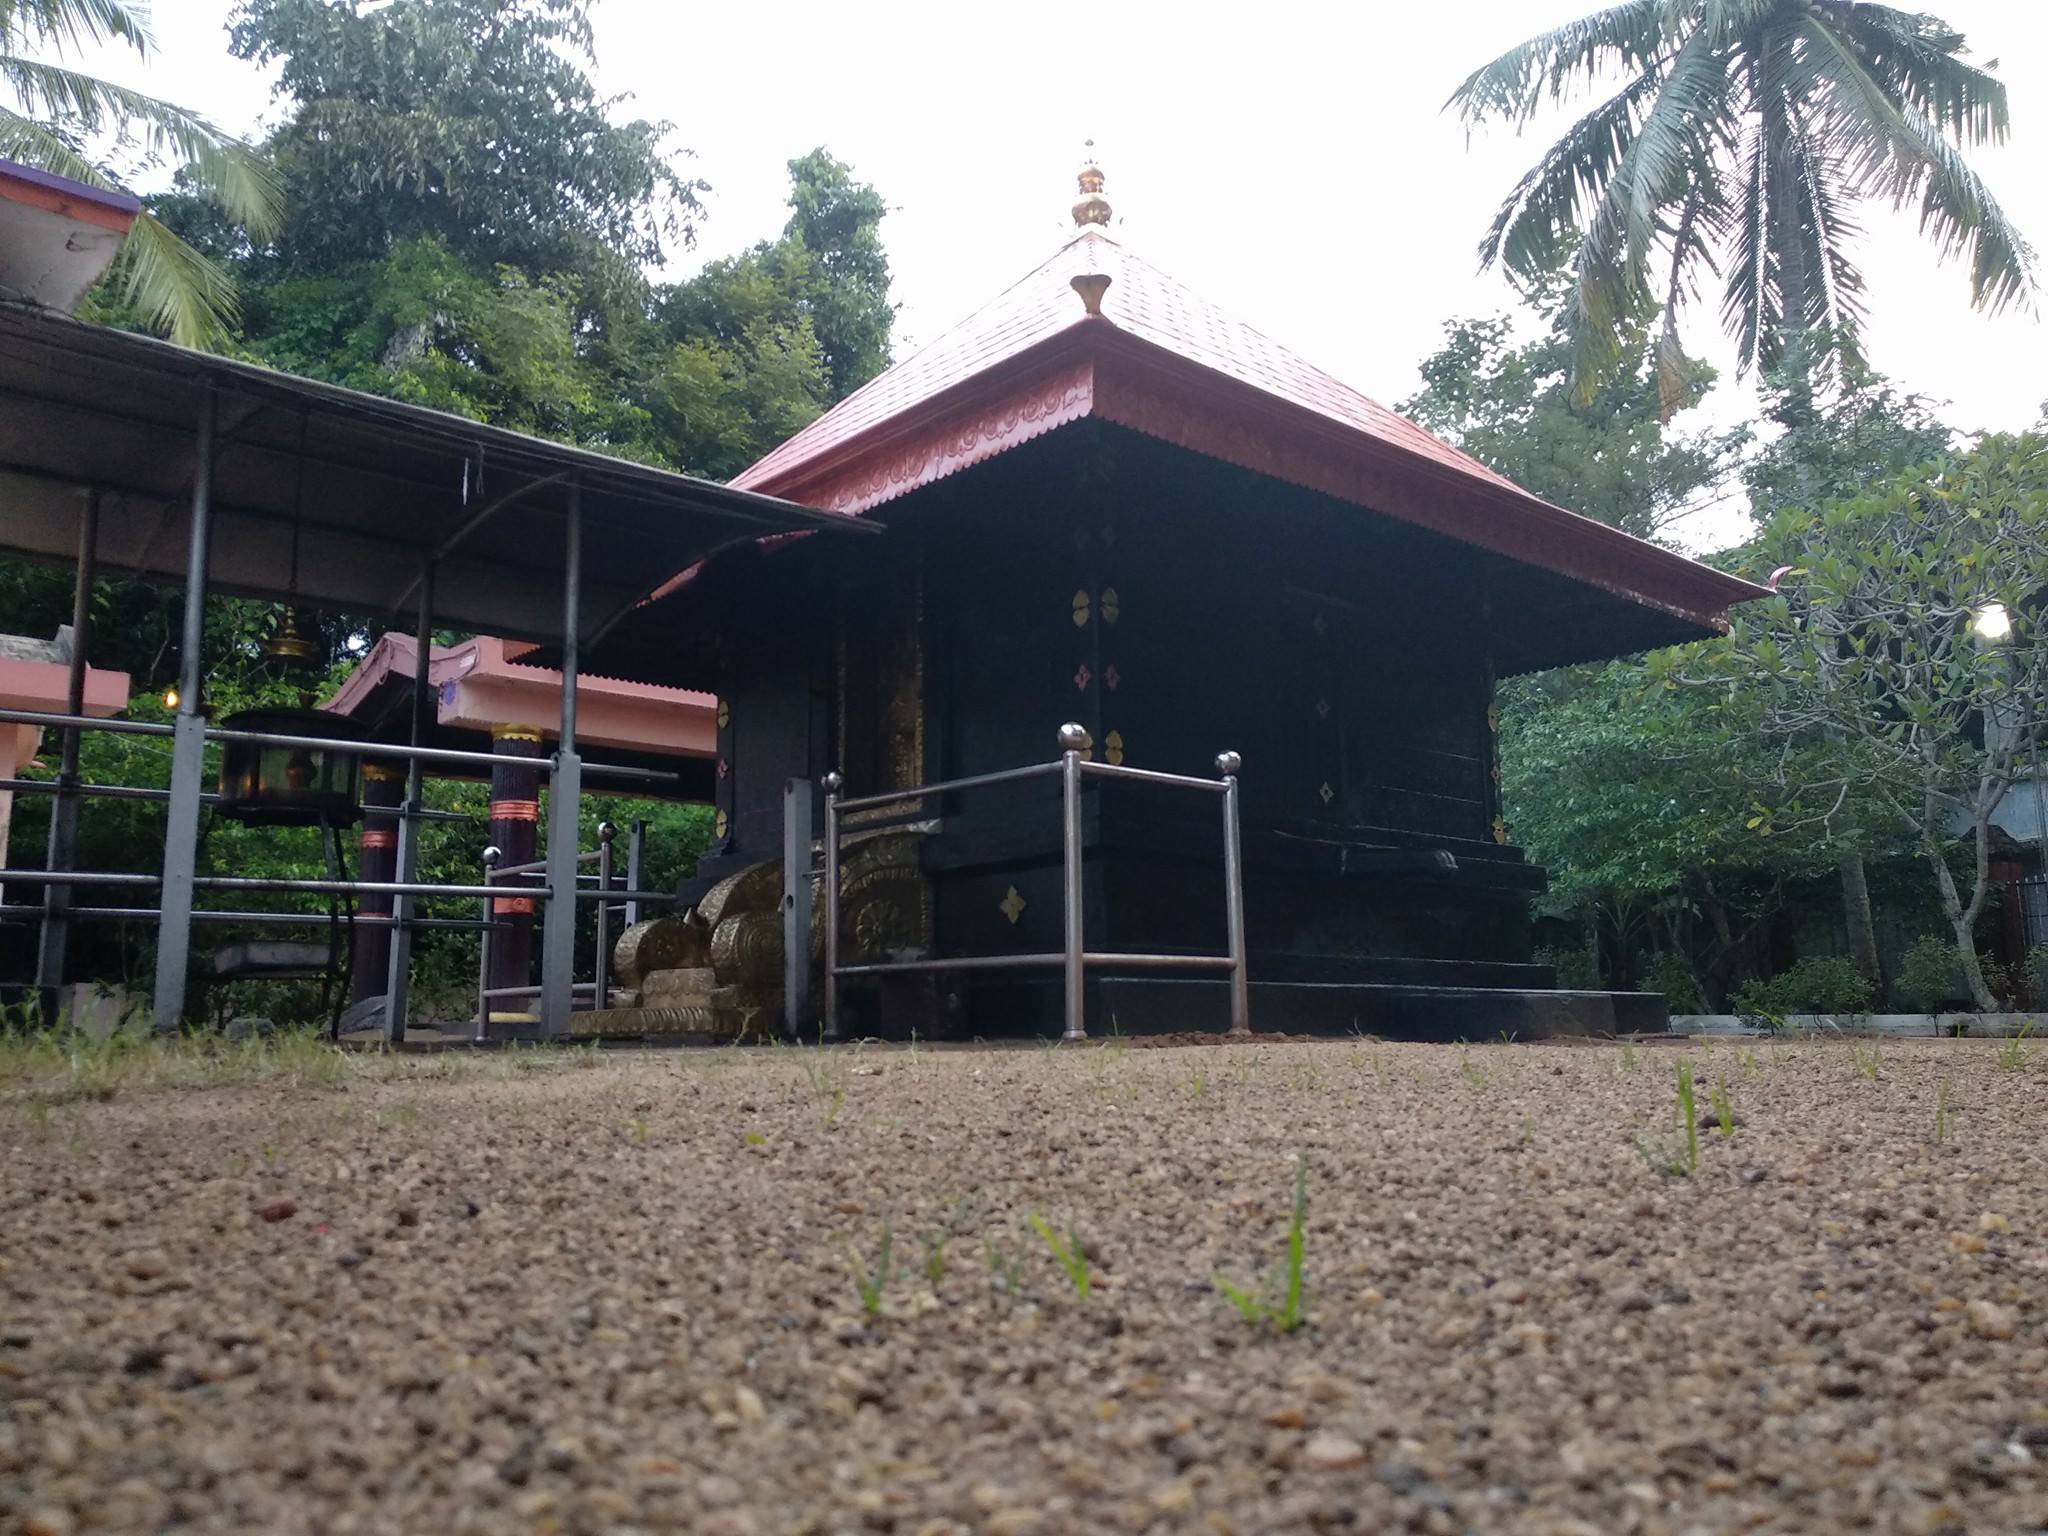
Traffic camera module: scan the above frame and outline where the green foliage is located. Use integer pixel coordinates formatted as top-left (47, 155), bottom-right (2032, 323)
top-left (1709, 1077), bottom-right (1734, 1138)
top-left (1451, 1), bottom-right (2033, 406)
top-left (1897, 935), bottom-right (1960, 1013)
top-left (1404, 275), bottom-right (1746, 543)
top-left (1706, 433), bottom-right (2048, 1010)
top-left (1641, 951), bottom-right (1704, 1014)
top-left (229, 0), bottom-right (699, 290)
top-left (1731, 955), bottom-right (1875, 1021)
top-left (1995, 1020), bottom-right (2032, 1072)
top-left (1213, 1153), bottom-right (1308, 1332)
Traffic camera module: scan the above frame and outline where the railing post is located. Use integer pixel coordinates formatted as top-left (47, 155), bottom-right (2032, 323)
top-left (476, 845), bottom-right (499, 1041)
top-left (594, 821), bottom-right (615, 1013)
top-left (1059, 722), bottom-right (1089, 1042)
top-left (37, 487), bottom-right (98, 1019)
top-left (1217, 750), bottom-right (1250, 1037)
top-left (781, 778), bottom-right (814, 1044)
top-left (624, 818), bottom-right (647, 928)
top-left (821, 771), bottom-right (842, 1043)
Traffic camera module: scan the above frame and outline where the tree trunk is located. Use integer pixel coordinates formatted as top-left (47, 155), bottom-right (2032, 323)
top-left (1837, 849), bottom-right (1883, 994)
top-left (1927, 842), bottom-right (1998, 1012)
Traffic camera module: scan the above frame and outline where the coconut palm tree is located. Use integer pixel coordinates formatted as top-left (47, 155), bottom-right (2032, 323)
top-left (1450, 1), bottom-right (2033, 413)
top-left (1, 0), bottom-right (278, 346)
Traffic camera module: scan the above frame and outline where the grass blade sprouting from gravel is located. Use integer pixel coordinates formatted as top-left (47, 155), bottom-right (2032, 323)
top-left (1676, 1061), bottom-right (1698, 1173)
top-left (850, 1215), bottom-right (893, 1317)
top-left (1213, 1153), bottom-right (1308, 1332)
top-left (1028, 1213), bottom-right (1090, 1301)
top-left (1709, 1076), bottom-right (1733, 1138)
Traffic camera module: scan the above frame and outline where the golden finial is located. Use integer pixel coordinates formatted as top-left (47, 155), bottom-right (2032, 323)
top-left (1072, 140), bottom-right (1111, 228)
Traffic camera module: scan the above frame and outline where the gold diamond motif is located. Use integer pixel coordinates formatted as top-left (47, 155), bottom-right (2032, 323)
top-left (1104, 730), bottom-right (1125, 766)
top-left (1319, 782), bottom-right (1335, 805)
top-left (1491, 815), bottom-right (1508, 845)
top-left (999, 885), bottom-right (1027, 924)
top-left (1100, 587), bottom-right (1120, 624)
top-left (1071, 589), bottom-right (1091, 627)
top-left (716, 698), bottom-right (730, 729)
top-left (1486, 703), bottom-right (1500, 733)
top-left (713, 809), bottom-right (729, 837)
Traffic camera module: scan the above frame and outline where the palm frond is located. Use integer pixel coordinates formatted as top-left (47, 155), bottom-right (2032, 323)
top-left (1774, 106), bottom-right (1870, 373)
top-left (1720, 119), bottom-right (1774, 371)
top-left (112, 209), bottom-right (239, 347)
top-left (1477, 61), bottom-right (1665, 280)
top-left (0, 0), bottom-right (152, 55)
top-left (1567, 25), bottom-right (1735, 399)
top-left (0, 105), bottom-right (238, 347)
top-left (1447, 0), bottom-right (1670, 125)
top-left (0, 57), bottom-right (279, 235)
top-left (1819, 1), bottom-right (2009, 144)
top-left (1789, 13), bottom-right (2033, 314)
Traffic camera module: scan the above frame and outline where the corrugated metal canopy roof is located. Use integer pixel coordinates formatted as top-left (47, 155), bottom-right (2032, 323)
top-left (0, 300), bottom-right (875, 646)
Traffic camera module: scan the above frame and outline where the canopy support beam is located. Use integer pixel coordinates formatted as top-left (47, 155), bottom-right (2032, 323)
top-left (151, 387), bottom-right (215, 1031)
top-left (540, 482), bottom-right (582, 1039)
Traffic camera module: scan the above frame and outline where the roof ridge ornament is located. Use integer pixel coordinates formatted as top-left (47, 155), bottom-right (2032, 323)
top-left (1072, 140), bottom-right (1111, 228)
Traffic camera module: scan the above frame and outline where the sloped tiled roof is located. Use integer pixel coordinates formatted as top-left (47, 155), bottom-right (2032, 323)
top-left (737, 227), bottom-right (1521, 499)
top-left (718, 217), bottom-right (1763, 639)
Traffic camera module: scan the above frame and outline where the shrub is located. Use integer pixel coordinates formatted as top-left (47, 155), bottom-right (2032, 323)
top-left (1896, 935), bottom-right (1960, 1013)
top-left (1536, 943), bottom-right (1601, 990)
top-left (1732, 955), bottom-right (1874, 1022)
top-left (1640, 951), bottom-right (1705, 1014)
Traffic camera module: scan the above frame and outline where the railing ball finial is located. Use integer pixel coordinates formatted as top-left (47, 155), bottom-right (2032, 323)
top-left (821, 770), bottom-right (844, 794)
top-left (482, 845), bottom-right (502, 868)
top-left (597, 820), bottom-right (617, 843)
top-left (1058, 721), bottom-right (1091, 754)
top-left (1215, 750), bottom-right (1242, 777)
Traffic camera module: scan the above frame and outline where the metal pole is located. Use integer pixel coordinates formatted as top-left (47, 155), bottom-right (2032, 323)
top-left (540, 482), bottom-right (582, 1038)
top-left (37, 488), bottom-right (99, 1018)
top-left (782, 777), bottom-right (814, 1043)
top-left (152, 387), bottom-right (216, 1031)
top-left (383, 557), bottom-right (434, 1044)
top-left (625, 818), bottom-right (647, 928)
top-left (593, 820), bottom-right (615, 1013)
top-left (1217, 750), bottom-right (1251, 1037)
top-left (821, 771), bottom-right (842, 1042)
top-left (476, 845), bottom-right (499, 1041)
top-left (1059, 722), bottom-right (1089, 1042)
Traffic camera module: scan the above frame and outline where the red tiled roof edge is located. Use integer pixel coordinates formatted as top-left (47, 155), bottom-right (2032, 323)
top-left (735, 320), bottom-right (1763, 630)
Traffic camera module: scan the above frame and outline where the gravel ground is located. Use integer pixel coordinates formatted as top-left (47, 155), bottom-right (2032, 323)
top-left (4, 1035), bottom-right (2045, 1536)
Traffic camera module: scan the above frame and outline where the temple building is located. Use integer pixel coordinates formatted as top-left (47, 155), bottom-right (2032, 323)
top-left (586, 155), bottom-right (1764, 1040)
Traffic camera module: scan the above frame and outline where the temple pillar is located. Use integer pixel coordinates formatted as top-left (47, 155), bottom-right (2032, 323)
top-left (488, 725), bottom-right (545, 1005)
top-left (349, 762), bottom-right (403, 1009)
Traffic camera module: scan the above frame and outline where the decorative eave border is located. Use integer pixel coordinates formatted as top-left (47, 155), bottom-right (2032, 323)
top-left (743, 321), bottom-right (1765, 633)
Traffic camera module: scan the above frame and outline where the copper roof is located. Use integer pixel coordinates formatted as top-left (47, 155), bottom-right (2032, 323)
top-left (729, 227), bottom-right (1763, 633)
top-left (740, 228), bottom-right (1521, 499)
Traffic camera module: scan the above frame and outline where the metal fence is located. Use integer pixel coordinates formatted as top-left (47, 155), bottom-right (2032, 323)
top-left (821, 723), bottom-right (1250, 1042)
top-left (0, 705), bottom-right (680, 1039)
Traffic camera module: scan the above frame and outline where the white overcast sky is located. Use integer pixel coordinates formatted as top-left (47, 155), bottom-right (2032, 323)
top-left (50, 0), bottom-right (2048, 547)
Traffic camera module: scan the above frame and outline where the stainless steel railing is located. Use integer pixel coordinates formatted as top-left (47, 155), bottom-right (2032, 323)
top-left (820, 723), bottom-right (1249, 1042)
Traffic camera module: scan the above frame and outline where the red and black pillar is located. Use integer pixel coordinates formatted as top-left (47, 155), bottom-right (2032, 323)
top-left (350, 761), bottom-right (404, 1007)
top-left (488, 725), bottom-right (544, 1001)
